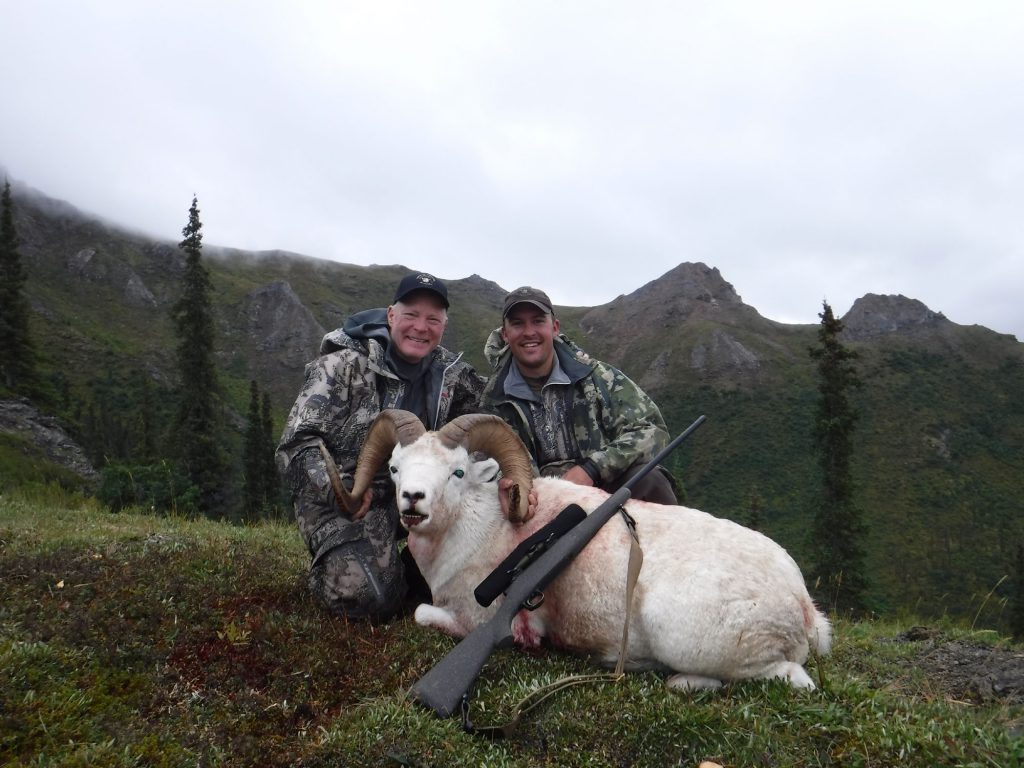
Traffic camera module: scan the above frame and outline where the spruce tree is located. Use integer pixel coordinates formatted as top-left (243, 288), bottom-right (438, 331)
top-left (0, 179), bottom-right (36, 394)
top-left (260, 391), bottom-right (280, 512)
top-left (242, 379), bottom-right (263, 519)
top-left (745, 487), bottom-right (765, 532)
top-left (170, 196), bottom-right (226, 512)
top-left (808, 300), bottom-right (868, 614)
top-left (137, 372), bottom-right (157, 462)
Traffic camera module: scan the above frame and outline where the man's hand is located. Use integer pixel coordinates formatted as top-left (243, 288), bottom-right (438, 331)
top-left (561, 465), bottom-right (596, 487)
top-left (351, 488), bottom-right (373, 520)
top-left (498, 477), bottom-right (538, 520)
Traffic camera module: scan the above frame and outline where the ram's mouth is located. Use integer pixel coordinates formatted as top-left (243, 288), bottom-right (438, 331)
top-left (400, 510), bottom-right (428, 528)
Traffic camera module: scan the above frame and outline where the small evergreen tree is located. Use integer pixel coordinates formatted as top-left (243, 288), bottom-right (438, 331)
top-left (808, 300), bottom-right (868, 614)
top-left (260, 391), bottom-right (281, 512)
top-left (137, 372), bottom-right (158, 462)
top-left (0, 179), bottom-right (37, 394)
top-left (170, 196), bottom-right (226, 513)
top-left (242, 380), bottom-right (265, 519)
top-left (242, 382), bottom-right (282, 519)
top-left (745, 487), bottom-right (765, 532)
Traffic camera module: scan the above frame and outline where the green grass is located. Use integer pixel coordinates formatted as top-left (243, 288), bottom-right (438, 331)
top-left (2, 494), bottom-right (1022, 767)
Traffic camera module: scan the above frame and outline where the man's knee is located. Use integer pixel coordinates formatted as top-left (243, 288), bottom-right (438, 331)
top-left (309, 541), bottom-right (406, 620)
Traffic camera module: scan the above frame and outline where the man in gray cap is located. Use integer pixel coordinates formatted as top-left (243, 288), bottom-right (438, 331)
top-left (481, 286), bottom-right (677, 503)
top-left (276, 272), bottom-right (485, 620)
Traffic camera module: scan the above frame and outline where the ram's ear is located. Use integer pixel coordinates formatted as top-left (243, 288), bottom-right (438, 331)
top-left (468, 457), bottom-right (500, 483)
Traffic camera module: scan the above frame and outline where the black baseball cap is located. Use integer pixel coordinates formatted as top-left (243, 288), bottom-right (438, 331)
top-left (393, 272), bottom-right (449, 308)
top-left (502, 286), bottom-right (554, 319)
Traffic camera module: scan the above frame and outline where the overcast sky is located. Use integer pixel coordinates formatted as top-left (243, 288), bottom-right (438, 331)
top-left (4, 1), bottom-right (1023, 339)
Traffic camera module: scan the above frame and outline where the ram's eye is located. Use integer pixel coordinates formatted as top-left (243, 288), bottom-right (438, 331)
top-left (452, 468), bottom-right (465, 479)
top-left (389, 466), bottom-right (397, 474)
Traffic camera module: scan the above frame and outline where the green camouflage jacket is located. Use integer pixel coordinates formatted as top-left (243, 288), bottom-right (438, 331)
top-left (480, 327), bottom-right (669, 485)
top-left (277, 308), bottom-right (485, 560)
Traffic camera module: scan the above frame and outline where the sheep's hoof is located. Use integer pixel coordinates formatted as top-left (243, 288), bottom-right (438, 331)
top-left (771, 662), bottom-right (816, 690)
top-left (413, 604), bottom-right (459, 635)
top-left (666, 674), bottom-right (724, 691)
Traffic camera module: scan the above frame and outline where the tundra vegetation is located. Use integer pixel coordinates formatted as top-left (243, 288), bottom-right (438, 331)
top-left (2, 489), bottom-right (1022, 767)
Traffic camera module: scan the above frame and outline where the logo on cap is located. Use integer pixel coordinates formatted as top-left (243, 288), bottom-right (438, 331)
top-left (394, 271), bottom-right (449, 308)
top-left (502, 286), bottom-right (554, 318)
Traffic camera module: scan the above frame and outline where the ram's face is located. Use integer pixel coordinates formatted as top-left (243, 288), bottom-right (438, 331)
top-left (389, 436), bottom-right (498, 532)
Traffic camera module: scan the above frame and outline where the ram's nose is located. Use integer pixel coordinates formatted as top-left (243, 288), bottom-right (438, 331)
top-left (399, 489), bottom-right (429, 528)
top-left (402, 490), bottom-right (425, 508)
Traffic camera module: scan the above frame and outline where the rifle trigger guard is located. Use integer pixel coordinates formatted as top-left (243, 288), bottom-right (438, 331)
top-left (523, 590), bottom-right (546, 610)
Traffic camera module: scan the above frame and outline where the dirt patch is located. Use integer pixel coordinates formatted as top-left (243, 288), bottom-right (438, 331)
top-left (897, 628), bottom-right (1024, 705)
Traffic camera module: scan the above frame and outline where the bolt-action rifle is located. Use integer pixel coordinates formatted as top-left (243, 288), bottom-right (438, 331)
top-left (410, 414), bottom-right (707, 718)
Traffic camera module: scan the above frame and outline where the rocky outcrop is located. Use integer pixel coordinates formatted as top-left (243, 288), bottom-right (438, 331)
top-left (66, 247), bottom-right (157, 307)
top-left (690, 329), bottom-right (762, 376)
top-left (0, 399), bottom-right (98, 482)
top-left (243, 279), bottom-right (325, 361)
top-left (842, 294), bottom-right (948, 340)
top-left (239, 280), bottom-right (326, 403)
top-left (454, 273), bottom-right (507, 303)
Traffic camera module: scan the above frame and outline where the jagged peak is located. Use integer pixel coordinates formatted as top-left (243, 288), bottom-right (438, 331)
top-left (624, 262), bottom-right (744, 306)
top-left (580, 262), bottom-right (757, 337)
top-left (452, 273), bottom-right (507, 298)
top-left (842, 293), bottom-right (948, 339)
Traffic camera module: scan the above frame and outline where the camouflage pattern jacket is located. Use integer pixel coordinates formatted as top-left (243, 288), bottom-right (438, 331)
top-left (277, 309), bottom-right (485, 561)
top-left (480, 328), bottom-right (669, 485)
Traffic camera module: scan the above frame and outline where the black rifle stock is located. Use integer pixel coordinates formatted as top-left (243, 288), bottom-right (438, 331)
top-left (410, 414), bottom-right (707, 717)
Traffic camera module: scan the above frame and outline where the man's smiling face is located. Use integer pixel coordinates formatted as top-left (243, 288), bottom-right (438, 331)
top-left (501, 303), bottom-right (560, 377)
top-left (387, 291), bottom-right (448, 363)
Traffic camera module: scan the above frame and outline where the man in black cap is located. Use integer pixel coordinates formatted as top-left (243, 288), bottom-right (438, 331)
top-left (276, 271), bottom-right (486, 620)
top-left (482, 286), bottom-right (677, 504)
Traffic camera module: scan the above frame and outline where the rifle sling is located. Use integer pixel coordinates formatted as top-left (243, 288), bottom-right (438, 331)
top-left (465, 504), bottom-right (643, 738)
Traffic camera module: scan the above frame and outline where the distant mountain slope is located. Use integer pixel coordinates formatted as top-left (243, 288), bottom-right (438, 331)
top-left (7, 178), bottom-right (1024, 627)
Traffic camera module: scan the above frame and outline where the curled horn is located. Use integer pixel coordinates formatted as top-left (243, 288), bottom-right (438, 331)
top-left (321, 409), bottom-right (426, 515)
top-left (438, 414), bottom-right (534, 523)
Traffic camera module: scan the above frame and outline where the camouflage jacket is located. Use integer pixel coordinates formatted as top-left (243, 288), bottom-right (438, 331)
top-left (480, 328), bottom-right (669, 485)
top-left (276, 309), bottom-right (485, 559)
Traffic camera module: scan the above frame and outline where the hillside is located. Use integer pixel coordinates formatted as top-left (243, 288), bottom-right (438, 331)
top-left (4, 179), bottom-right (1024, 627)
top-left (1, 496), bottom-right (1021, 766)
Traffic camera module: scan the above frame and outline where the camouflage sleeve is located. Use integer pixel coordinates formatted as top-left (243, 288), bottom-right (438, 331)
top-left (275, 346), bottom-right (391, 527)
top-left (275, 348), bottom-right (372, 477)
top-left (584, 362), bottom-right (670, 484)
top-left (284, 446), bottom-right (341, 555)
top-left (284, 445), bottom-right (394, 559)
top-left (447, 362), bottom-right (486, 419)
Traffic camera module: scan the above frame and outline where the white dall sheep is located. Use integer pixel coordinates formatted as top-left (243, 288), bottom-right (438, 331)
top-left (328, 409), bottom-right (832, 691)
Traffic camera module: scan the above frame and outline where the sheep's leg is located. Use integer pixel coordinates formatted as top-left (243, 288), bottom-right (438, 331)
top-left (763, 661), bottom-right (816, 690)
top-left (414, 604), bottom-right (464, 637)
top-left (665, 674), bottom-right (724, 691)
top-left (511, 610), bottom-right (544, 649)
